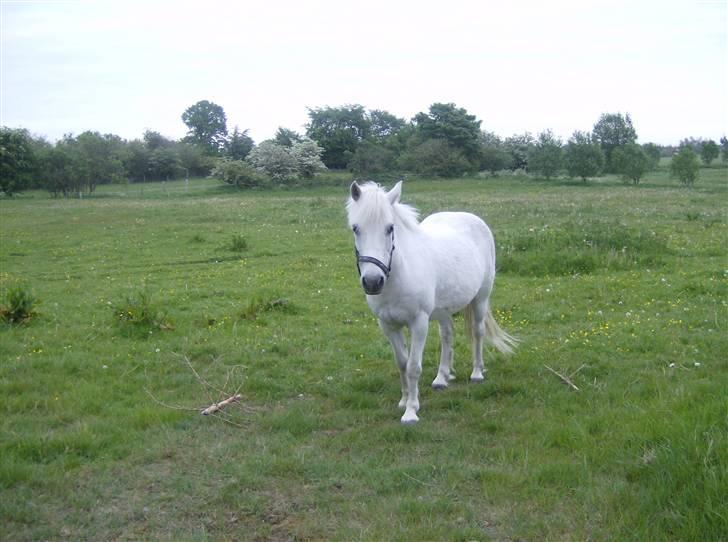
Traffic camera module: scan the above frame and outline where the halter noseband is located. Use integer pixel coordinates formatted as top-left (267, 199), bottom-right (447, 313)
top-left (355, 227), bottom-right (395, 278)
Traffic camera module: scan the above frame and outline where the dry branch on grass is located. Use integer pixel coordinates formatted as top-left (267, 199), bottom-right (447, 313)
top-left (544, 364), bottom-right (585, 391)
top-left (144, 355), bottom-right (255, 427)
top-left (201, 394), bottom-right (242, 415)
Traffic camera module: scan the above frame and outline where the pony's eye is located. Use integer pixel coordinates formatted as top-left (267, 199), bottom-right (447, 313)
top-left (385, 224), bottom-right (394, 235)
top-left (352, 224), bottom-right (360, 235)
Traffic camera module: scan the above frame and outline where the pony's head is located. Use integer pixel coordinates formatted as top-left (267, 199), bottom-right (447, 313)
top-left (346, 181), bottom-right (404, 295)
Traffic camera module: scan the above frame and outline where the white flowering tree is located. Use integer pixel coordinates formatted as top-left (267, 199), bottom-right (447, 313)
top-left (246, 138), bottom-right (326, 183)
top-left (291, 138), bottom-right (326, 179)
top-left (246, 141), bottom-right (298, 182)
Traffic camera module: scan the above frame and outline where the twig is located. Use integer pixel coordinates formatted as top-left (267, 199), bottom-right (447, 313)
top-left (201, 394), bottom-right (242, 415)
top-left (210, 411), bottom-right (249, 429)
top-left (401, 472), bottom-right (436, 487)
top-left (145, 388), bottom-right (203, 411)
top-left (178, 354), bottom-right (225, 400)
top-left (544, 364), bottom-right (580, 391)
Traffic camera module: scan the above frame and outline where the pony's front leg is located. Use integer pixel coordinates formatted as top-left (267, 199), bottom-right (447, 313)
top-left (380, 322), bottom-right (409, 410)
top-left (401, 313), bottom-right (429, 425)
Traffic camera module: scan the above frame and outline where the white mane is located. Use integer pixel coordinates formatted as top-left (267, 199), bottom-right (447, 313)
top-left (347, 182), bottom-right (420, 231)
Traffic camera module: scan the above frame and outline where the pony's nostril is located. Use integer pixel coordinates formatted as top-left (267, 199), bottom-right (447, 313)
top-left (362, 274), bottom-right (385, 293)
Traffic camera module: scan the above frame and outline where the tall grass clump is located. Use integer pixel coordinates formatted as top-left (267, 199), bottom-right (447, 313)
top-left (0, 285), bottom-right (38, 324)
top-left (228, 234), bottom-right (248, 253)
top-left (239, 297), bottom-right (297, 321)
top-left (111, 290), bottom-right (173, 335)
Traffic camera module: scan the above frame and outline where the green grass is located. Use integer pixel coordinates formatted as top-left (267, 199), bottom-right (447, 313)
top-left (1, 169), bottom-right (726, 540)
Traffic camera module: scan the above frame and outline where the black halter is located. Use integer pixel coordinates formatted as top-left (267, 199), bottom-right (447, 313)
top-left (355, 227), bottom-right (395, 278)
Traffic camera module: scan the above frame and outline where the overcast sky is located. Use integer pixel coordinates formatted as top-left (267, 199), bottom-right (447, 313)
top-left (1, 0), bottom-right (726, 146)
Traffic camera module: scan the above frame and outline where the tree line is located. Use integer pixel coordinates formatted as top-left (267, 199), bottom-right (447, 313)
top-left (2, 100), bottom-right (726, 197)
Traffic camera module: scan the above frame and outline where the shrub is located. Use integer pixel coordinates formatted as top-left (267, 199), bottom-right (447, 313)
top-left (228, 234), bottom-right (248, 252)
top-left (670, 147), bottom-right (700, 186)
top-left (0, 286), bottom-right (38, 324)
top-left (112, 290), bottom-right (173, 335)
top-left (211, 158), bottom-right (268, 188)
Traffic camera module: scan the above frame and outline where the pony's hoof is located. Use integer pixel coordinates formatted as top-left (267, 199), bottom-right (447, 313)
top-left (431, 381), bottom-right (448, 391)
top-left (401, 411), bottom-right (419, 425)
top-left (470, 375), bottom-right (485, 384)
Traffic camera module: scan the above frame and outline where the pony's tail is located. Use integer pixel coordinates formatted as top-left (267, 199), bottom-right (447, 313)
top-left (464, 303), bottom-right (519, 356)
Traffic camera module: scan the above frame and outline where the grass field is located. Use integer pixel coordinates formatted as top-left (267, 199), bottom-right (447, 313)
top-left (1, 169), bottom-right (726, 540)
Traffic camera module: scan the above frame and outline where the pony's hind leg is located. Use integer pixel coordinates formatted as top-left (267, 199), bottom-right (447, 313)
top-left (468, 299), bottom-right (488, 383)
top-left (432, 315), bottom-right (455, 390)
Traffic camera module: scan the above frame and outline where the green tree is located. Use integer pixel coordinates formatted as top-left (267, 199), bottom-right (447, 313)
top-left (720, 136), bottom-right (728, 164)
top-left (181, 100), bottom-right (228, 155)
top-left (226, 126), bottom-right (254, 160)
top-left (148, 147), bottom-right (181, 180)
top-left (504, 132), bottom-right (535, 171)
top-left (592, 112), bottom-right (637, 171)
top-left (177, 142), bottom-right (214, 177)
top-left (527, 130), bottom-right (563, 180)
top-left (399, 139), bottom-right (472, 178)
top-left (670, 146), bottom-right (700, 186)
top-left (72, 131), bottom-right (126, 192)
top-left (211, 158), bottom-right (267, 188)
top-left (274, 127), bottom-right (302, 148)
top-left (641, 143), bottom-right (662, 170)
top-left (413, 102), bottom-right (482, 164)
top-left (348, 140), bottom-right (396, 175)
top-left (612, 143), bottom-right (650, 184)
top-left (143, 130), bottom-right (175, 151)
top-left (124, 139), bottom-right (150, 182)
top-left (699, 140), bottom-right (719, 166)
top-left (478, 131), bottom-right (513, 175)
top-left (306, 105), bottom-right (370, 169)
top-left (0, 127), bottom-right (38, 196)
top-left (39, 140), bottom-right (82, 197)
top-left (369, 109), bottom-right (406, 142)
top-left (564, 131), bottom-right (605, 181)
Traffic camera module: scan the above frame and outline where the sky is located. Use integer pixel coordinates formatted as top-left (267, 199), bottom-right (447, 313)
top-left (1, 0), bottom-right (726, 146)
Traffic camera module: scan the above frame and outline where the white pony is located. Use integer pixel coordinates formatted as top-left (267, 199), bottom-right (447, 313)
top-left (347, 181), bottom-right (517, 424)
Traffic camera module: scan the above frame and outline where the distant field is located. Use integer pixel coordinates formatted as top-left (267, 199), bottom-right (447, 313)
top-left (1, 168), bottom-right (726, 540)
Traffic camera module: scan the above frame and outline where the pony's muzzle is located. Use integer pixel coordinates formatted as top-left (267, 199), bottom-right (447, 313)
top-left (362, 273), bottom-right (385, 295)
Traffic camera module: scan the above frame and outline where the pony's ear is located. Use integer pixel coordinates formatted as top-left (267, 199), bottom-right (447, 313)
top-left (387, 181), bottom-right (402, 204)
top-left (350, 181), bottom-right (361, 201)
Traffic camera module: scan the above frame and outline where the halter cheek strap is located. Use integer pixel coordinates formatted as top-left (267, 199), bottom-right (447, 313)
top-left (355, 229), bottom-right (395, 278)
